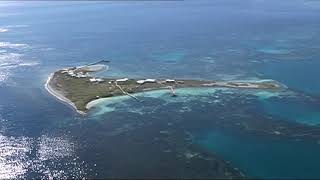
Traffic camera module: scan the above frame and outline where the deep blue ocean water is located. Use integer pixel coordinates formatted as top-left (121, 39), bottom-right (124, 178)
top-left (1, 0), bottom-right (320, 178)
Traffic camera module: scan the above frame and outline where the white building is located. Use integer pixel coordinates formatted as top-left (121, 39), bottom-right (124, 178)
top-left (96, 78), bottom-right (104, 82)
top-left (145, 79), bottom-right (156, 83)
top-left (136, 80), bottom-right (145, 84)
top-left (136, 79), bottom-right (156, 84)
top-left (90, 78), bottom-right (104, 82)
top-left (89, 78), bottom-right (97, 82)
top-left (116, 78), bottom-right (129, 82)
top-left (165, 79), bottom-right (175, 83)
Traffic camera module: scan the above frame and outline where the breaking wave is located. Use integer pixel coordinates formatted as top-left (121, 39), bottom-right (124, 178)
top-left (0, 50), bottom-right (38, 84)
top-left (0, 42), bottom-right (29, 49)
top-left (0, 28), bottom-right (8, 33)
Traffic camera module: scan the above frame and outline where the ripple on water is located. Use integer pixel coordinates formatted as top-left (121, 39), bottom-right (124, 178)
top-left (257, 47), bottom-right (291, 55)
top-left (0, 42), bottom-right (29, 49)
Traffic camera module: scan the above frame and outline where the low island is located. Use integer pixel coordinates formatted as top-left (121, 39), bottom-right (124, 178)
top-left (45, 64), bottom-right (282, 115)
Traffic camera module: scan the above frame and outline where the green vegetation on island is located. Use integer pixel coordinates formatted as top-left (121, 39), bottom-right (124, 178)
top-left (46, 64), bottom-right (282, 114)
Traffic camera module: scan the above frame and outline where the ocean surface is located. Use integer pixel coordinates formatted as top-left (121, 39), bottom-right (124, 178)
top-left (1, 0), bottom-right (320, 178)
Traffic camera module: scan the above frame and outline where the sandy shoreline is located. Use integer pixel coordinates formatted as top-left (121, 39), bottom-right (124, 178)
top-left (45, 67), bottom-right (283, 116)
top-left (86, 97), bottom-right (110, 110)
top-left (45, 73), bottom-right (86, 115)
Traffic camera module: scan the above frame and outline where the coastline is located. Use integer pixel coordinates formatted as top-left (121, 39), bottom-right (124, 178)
top-left (45, 66), bottom-right (283, 115)
top-left (86, 97), bottom-right (111, 110)
top-left (45, 73), bottom-right (86, 115)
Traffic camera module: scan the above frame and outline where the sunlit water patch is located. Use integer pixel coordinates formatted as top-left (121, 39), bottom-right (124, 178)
top-left (37, 135), bottom-right (75, 161)
top-left (0, 133), bottom-right (86, 179)
top-left (0, 134), bottom-right (33, 179)
top-left (29, 134), bottom-right (87, 179)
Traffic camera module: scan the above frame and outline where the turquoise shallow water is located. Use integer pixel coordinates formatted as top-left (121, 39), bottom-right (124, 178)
top-left (257, 59), bottom-right (320, 95)
top-left (195, 130), bottom-right (320, 179)
top-left (1, 0), bottom-right (320, 178)
top-left (259, 97), bottom-right (320, 126)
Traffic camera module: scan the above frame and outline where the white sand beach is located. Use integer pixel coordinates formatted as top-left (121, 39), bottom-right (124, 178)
top-left (45, 73), bottom-right (86, 115)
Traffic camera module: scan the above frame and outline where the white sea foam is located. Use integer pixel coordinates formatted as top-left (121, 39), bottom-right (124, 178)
top-left (19, 62), bottom-right (40, 67)
top-left (0, 52), bottom-right (23, 63)
top-left (0, 71), bottom-right (9, 82)
top-left (0, 25), bottom-right (28, 33)
top-left (0, 52), bottom-right (37, 69)
top-left (0, 50), bottom-right (38, 84)
top-left (0, 53), bottom-right (22, 83)
top-left (0, 28), bottom-right (8, 33)
top-left (0, 42), bottom-right (29, 49)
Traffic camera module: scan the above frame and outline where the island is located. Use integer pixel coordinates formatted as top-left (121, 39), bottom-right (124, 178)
top-left (45, 64), bottom-right (282, 115)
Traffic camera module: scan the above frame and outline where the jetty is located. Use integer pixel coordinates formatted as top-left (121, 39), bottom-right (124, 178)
top-left (169, 86), bottom-right (176, 96)
top-left (114, 81), bottom-right (140, 101)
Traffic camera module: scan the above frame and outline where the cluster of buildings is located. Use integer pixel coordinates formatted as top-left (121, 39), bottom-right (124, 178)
top-left (62, 68), bottom-right (178, 85)
top-left (62, 68), bottom-right (105, 83)
top-left (115, 78), bottom-right (176, 85)
top-left (61, 69), bottom-right (89, 78)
